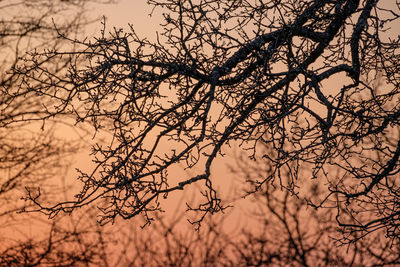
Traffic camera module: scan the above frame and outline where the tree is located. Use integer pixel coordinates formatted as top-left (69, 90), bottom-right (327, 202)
top-left (230, 143), bottom-right (400, 266)
top-left (0, 210), bottom-right (112, 266)
top-left (112, 183), bottom-right (400, 266)
top-left (14, 0), bottom-right (400, 243)
top-left (0, 0), bottom-right (118, 265)
top-left (0, 0), bottom-right (115, 216)
top-left (107, 144), bottom-right (400, 266)
top-left (99, 147), bottom-right (400, 266)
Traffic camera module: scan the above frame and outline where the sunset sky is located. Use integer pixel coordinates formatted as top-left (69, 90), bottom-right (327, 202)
top-left (1, 1), bottom-right (400, 265)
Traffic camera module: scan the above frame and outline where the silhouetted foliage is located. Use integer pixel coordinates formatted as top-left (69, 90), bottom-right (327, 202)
top-left (0, 0), bottom-right (117, 212)
top-left (231, 143), bottom-right (400, 266)
top-left (0, 0), bottom-right (116, 265)
top-left (112, 172), bottom-right (400, 266)
top-left (12, 0), bottom-right (400, 244)
top-left (111, 144), bottom-right (400, 266)
top-left (0, 212), bottom-right (111, 267)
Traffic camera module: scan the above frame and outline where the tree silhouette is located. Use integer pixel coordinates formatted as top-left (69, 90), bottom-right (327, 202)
top-left (0, 211), bottom-right (112, 266)
top-left (100, 146), bottom-right (400, 266)
top-left (107, 143), bottom-right (400, 266)
top-left (0, 0), bottom-right (117, 265)
top-left (1, 0), bottom-right (113, 210)
top-left (112, 183), bottom-right (400, 266)
top-left (13, 0), bottom-right (400, 243)
top-left (229, 142), bottom-right (400, 266)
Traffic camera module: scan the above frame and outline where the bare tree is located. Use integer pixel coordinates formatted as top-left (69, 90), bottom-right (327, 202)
top-left (0, 0), bottom-right (118, 265)
top-left (13, 0), bottom-right (400, 243)
top-left (0, 210), bottom-right (112, 267)
top-left (108, 180), bottom-right (400, 266)
top-left (0, 0), bottom-right (115, 213)
top-left (112, 143), bottom-right (400, 266)
top-left (230, 143), bottom-right (400, 266)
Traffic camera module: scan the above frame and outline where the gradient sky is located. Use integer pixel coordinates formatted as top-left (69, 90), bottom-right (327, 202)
top-left (2, 1), bottom-right (400, 265)
top-left (92, 0), bottom-right (162, 38)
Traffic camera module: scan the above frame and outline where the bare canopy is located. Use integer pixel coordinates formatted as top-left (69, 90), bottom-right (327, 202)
top-left (11, 0), bottom-right (400, 242)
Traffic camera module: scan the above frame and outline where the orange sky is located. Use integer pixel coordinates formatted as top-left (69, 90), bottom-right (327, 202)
top-left (37, 0), bottom-right (400, 236)
top-left (3, 1), bottom-right (400, 264)
top-left (91, 0), bottom-right (161, 37)
top-left (39, 0), bottom-right (256, 237)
